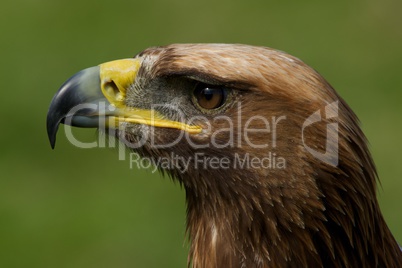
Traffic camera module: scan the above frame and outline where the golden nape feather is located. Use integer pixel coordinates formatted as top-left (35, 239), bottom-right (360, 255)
top-left (47, 44), bottom-right (402, 267)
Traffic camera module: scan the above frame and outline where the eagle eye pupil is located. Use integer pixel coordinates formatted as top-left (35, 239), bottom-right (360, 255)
top-left (203, 88), bottom-right (214, 101)
top-left (194, 83), bottom-right (227, 110)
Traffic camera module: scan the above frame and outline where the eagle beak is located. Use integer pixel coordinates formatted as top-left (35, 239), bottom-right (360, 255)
top-left (47, 59), bottom-right (202, 149)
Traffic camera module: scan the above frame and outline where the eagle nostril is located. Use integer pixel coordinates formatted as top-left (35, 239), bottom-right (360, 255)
top-left (103, 80), bottom-right (124, 102)
top-left (105, 80), bottom-right (118, 94)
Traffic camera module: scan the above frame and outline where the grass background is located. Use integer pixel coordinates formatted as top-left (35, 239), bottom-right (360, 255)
top-left (1, 0), bottom-right (401, 267)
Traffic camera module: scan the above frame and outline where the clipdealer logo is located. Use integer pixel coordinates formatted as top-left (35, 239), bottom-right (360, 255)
top-left (60, 101), bottom-right (340, 169)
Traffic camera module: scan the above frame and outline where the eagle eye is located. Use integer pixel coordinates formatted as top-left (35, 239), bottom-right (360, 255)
top-left (193, 83), bottom-right (227, 110)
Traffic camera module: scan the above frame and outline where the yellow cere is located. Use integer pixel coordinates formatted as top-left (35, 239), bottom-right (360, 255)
top-left (99, 59), bottom-right (202, 135)
top-left (99, 59), bottom-right (141, 108)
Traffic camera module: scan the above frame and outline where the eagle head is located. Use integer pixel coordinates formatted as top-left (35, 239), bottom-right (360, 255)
top-left (47, 44), bottom-right (402, 267)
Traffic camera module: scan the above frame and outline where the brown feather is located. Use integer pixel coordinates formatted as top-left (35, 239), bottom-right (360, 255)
top-left (127, 44), bottom-right (402, 267)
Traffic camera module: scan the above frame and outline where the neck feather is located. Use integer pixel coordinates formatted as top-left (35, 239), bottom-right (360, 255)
top-left (183, 164), bottom-right (402, 268)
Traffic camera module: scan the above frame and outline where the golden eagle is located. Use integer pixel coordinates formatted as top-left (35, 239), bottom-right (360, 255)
top-left (47, 44), bottom-right (402, 267)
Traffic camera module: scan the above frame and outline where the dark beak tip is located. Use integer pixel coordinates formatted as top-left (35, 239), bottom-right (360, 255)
top-left (50, 142), bottom-right (56, 150)
top-left (47, 122), bottom-right (58, 149)
top-left (46, 65), bottom-right (102, 150)
top-left (49, 135), bottom-right (56, 149)
top-left (46, 111), bottom-right (61, 150)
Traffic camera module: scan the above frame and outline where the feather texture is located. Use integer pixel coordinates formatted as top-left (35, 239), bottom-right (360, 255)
top-left (130, 44), bottom-right (402, 267)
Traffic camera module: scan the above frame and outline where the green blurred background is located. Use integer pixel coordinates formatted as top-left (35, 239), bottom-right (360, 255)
top-left (1, 0), bottom-right (401, 267)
